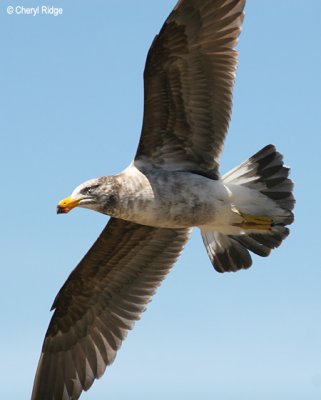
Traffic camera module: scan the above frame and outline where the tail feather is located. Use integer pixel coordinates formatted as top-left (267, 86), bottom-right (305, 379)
top-left (202, 145), bottom-right (295, 273)
top-left (232, 226), bottom-right (290, 257)
top-left (222, 144), bottom-right (295, 217)
top-left (202, 232), bottom-right (252, 273)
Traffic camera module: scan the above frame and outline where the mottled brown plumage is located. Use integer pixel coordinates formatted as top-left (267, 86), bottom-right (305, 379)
top-left (32, 219), bottom-right (190, 399)
top-left (31, 1), bottom-right (294, 399)
top-left (136, 0), bottom-right (244, 176)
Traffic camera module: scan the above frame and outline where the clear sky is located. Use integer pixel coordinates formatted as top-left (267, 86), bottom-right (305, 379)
top-left (1, 1), bottom-right (321, 399)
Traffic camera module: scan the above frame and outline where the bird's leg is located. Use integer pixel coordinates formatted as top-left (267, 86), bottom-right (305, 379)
top-left (232, 209), bottom-right (272, 231)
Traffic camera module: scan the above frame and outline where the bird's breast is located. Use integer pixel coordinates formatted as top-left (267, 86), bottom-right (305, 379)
top-left (113, 166), bottom-right (230, 229)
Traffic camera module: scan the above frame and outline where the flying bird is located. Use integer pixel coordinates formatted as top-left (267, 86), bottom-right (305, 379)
top-left (32, 0), bottom-right (295, 399)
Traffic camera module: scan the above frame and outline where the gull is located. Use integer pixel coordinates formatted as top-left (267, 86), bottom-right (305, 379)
top-left (31, 1), bottom-right (294, 399)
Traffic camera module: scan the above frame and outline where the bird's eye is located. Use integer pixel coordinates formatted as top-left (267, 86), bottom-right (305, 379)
top-left (80, 185), bottom-right (100, 196)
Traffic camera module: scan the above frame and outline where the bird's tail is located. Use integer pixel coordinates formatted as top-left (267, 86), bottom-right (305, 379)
top-left (201, 145), bottom-right (295, 273)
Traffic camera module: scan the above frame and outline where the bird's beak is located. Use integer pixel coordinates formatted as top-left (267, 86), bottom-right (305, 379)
top-left (56, 196), bottom-right (80, 214)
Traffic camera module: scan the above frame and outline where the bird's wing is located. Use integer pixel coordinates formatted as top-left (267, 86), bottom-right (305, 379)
top-left (135, 0), bottom-right (245, 178)
top-left (32, 218), bottom-right (191, 400)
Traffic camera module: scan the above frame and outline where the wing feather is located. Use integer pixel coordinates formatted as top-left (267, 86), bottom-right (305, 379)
top-left (135, 0), bottom-right (245, 177)
top-left (31, 218), bottom-right (190, 400)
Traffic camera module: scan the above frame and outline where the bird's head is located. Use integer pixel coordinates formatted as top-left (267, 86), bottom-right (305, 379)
top-left (57, 177), bottom-right (119, 215)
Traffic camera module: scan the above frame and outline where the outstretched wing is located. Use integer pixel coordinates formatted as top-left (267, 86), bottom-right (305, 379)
top-left (32, 218), bottom-right (191, 400)
top-left (135, 0), bottom-right (245, 178)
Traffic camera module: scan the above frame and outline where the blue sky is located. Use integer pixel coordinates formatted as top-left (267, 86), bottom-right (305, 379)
top-left (1, 1), bottom-right (321, 399)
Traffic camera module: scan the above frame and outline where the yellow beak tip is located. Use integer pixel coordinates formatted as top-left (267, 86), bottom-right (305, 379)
top-left (56, 196), bottom-right (79, 214)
